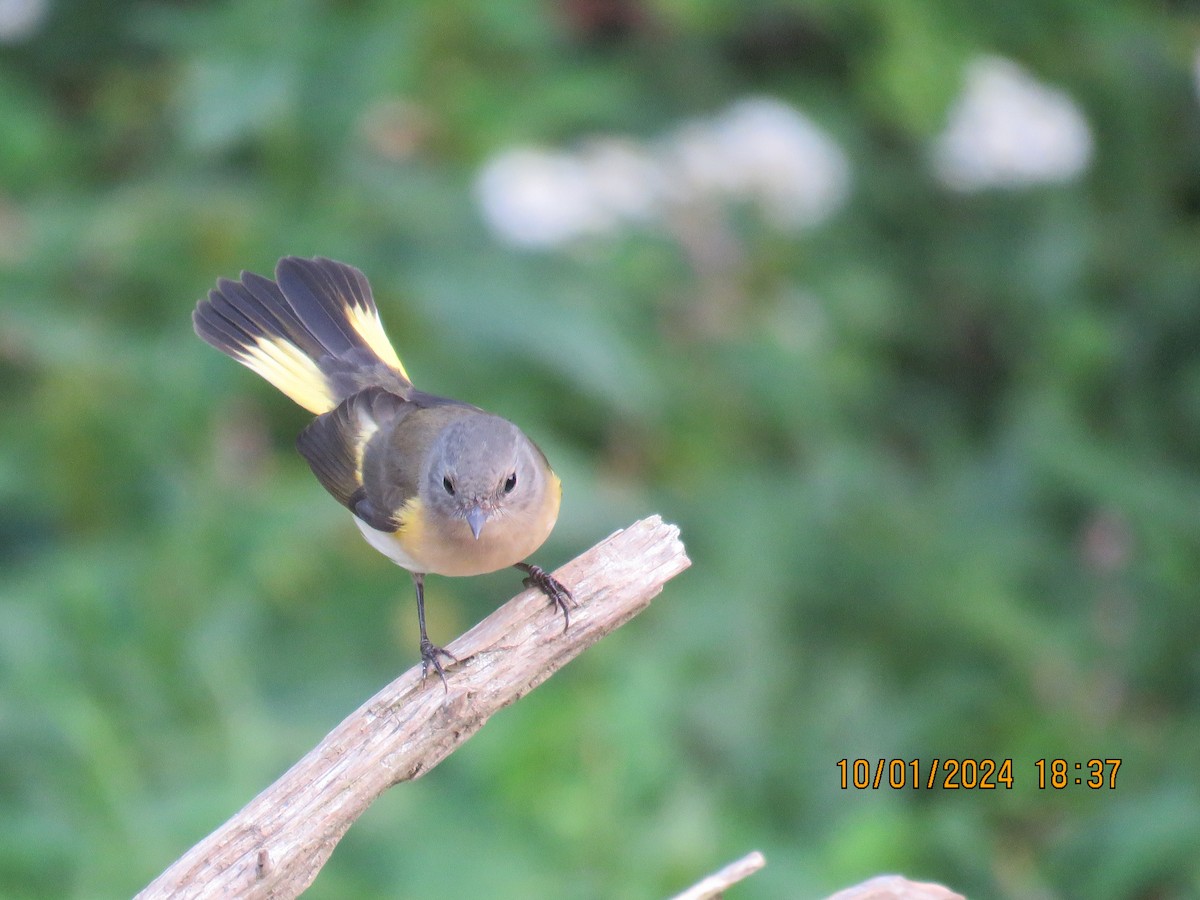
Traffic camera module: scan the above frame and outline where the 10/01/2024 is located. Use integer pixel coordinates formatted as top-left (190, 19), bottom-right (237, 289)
top-left (835, 758), bottom-right (1123, 790)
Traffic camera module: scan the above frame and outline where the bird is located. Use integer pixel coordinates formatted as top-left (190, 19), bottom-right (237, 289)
top-left (193, 256), bottom-right (570, 684)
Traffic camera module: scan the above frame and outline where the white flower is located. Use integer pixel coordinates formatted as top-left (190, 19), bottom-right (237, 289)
top-left (474, 147), bottom-right (614, 249)
top-left (933, 55), bottom-right (1093, 190)
top-left (573, 137), bottom-right (665, 226)
top-left (704, 96), bottom-right (851, 228)
top-left (0, 0), bottom-right (49, 42)
top-left (474, 96), bottom-right (852, 248)
top-left (661, 98), bottom-right (852, 228)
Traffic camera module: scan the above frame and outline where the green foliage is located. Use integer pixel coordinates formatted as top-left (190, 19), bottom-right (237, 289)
top-left (3, 1), bottom-right (1200, 897)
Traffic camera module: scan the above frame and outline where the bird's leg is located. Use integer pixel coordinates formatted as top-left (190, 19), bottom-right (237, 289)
top-left (412, 572), bottom-right (456, 689)
top-left (514, 562), bottom-right (573, 633)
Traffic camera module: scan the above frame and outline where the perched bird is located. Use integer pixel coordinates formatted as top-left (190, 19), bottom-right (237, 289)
top-left (193, 256), bottom-right (570, 684)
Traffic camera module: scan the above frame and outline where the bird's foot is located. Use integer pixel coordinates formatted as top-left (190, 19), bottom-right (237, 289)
top-left (419, 637), bottom-right (458, 691)
top-left (514, 562), bottom-right (573, 632)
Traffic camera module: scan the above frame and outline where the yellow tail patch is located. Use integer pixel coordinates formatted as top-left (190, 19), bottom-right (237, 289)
top-left (235, 336), bottom-right (336, 415)
top-left (346, 302), bottom-right (410, 383)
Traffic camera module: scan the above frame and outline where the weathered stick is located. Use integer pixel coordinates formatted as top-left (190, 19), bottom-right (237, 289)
top-left (825, 875), bottom-right (965, 900)
top-left (670, 850), bottom-right (767, 900)
top-left (137, 515), bottom-right (689, 899)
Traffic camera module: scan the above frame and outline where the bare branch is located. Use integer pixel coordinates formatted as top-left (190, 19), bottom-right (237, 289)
top-left (670, 851), bottom-right (767, 900)
top-left (136, 515), bottom-right (690, 899)
top-left (825, 875), bottom-right (965, 900)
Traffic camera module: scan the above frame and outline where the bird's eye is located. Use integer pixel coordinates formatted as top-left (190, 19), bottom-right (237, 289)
top-left (442, 475), bottom-right (456, 495)
top-left (503, 472), bottom-right (517, 494)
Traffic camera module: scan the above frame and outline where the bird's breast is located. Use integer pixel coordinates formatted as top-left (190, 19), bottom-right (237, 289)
top-left (352, 492), bottom-right (559, 577)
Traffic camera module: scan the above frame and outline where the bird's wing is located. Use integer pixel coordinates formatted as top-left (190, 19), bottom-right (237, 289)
top-left (295, 386), bottom-right (409, 532)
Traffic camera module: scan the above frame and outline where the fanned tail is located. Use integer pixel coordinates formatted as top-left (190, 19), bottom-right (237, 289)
top-left (193, 257), bottom-right (411, 414)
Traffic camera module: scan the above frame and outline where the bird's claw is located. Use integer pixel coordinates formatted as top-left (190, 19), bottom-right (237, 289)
top-left (419, 637), bottom-right (458, 691)
top-left (514, 562), bottom-right (573, 633)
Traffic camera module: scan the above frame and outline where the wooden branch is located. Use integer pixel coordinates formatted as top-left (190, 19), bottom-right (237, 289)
top-left (670, 851), bottom-right (766, 899)
top-left (825, 875), bottom-right (965, 900)
top-left (137, 515), bottom-right (690, 899)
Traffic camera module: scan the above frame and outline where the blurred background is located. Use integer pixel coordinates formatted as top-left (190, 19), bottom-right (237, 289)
top-left (2, 1), bottom-right (1200, 897)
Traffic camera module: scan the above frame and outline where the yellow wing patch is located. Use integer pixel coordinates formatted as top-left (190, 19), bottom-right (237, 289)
top-left (348, 397), bottom-right (382, 482)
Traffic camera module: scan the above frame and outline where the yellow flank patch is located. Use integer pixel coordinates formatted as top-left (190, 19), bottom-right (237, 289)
top-left (239, 337), bottom-right (336, 414)
top-left (393, 496), bottom-right (424, 542)
top-left (347, 303), bottom-right (410, 382)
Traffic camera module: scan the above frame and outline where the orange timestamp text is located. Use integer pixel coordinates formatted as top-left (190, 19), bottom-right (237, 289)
top-left (835, 758), bottom-right (1122, 790)
top-left (836, 758), bottom-right (1014, 789)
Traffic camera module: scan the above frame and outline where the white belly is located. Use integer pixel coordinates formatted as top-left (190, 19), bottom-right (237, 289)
top-left (353, 516), bottom-right (423, 571)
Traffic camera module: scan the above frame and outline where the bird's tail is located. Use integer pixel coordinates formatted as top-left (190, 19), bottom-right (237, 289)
top-left (193, 256), bottom-right (411, 415)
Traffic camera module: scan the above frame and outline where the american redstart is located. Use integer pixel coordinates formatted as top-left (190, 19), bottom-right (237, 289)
top-left (193, 256), bottom-right (570, 684)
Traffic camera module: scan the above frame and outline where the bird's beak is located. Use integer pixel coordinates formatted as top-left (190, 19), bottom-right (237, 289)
top-left (466, 505), bottom-right (487, 540)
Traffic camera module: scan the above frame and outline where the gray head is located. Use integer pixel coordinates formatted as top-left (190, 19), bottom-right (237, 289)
top-left (422, 410), bottom-right (554, 540)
